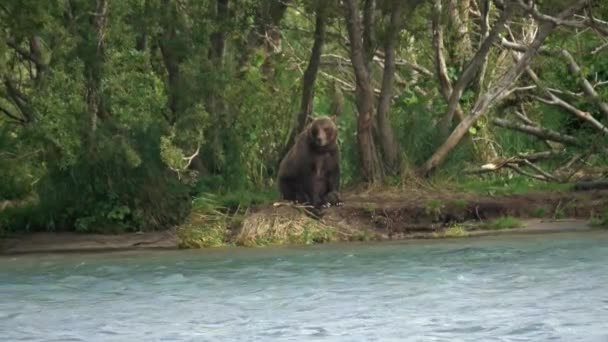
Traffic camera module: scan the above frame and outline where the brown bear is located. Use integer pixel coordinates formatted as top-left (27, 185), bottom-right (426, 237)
top-left (278, 115), bottom-right (343, 209)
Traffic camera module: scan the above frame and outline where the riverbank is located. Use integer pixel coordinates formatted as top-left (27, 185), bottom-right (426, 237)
top-left (2, 186), bottom-right (607, 255)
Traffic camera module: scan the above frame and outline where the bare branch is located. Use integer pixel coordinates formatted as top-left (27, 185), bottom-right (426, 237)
top-left (523, 65), bottom-right (608, 134)
top-left (561, 49), bottom-right (608, 121)
top-left (431, 0), bottom-right (466, 129)
top-left (517, 1), bottom-right (608, 36)
top-left (182, 146), bottom-right (201, 170)
top-left (319, 71), bottom-right (355, 92)
top-left (473, 0), bottom-right (491, 93)
top-left (440, 3), bottom-right (515, 128)
top-left (507, 164), bottom-right (552, 181)
top-left (499, 37), bottom-right (551, 54)
top-left (591, 41), bottom-right (608, 55)
top-left (492, 117), bottom-right (581, 146)
top-left (420, 0), bottom-right (588, 176)
top-left (517, 0), bottom-right (584, 26)
top-left (522, 159), bottom-right (559, 181)
top-left (0, 104), bottom-right (26, 124)
top-left (375, 51), bottom-right (433, 77)
top-left (465, 151), bottom-right (565, 180)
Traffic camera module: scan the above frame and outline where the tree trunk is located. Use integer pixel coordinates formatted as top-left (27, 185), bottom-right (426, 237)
top-left (209, 0), bottom-right (229, 63)
top-left (362, 0), bottom-right (376, 68)
top-left (282, 4), bottom-right (327, 158)
top-left (447, 0), bottom-right (472, 67)
top-left (158, 0), bottom-right (183, 124)
top-left (84, 0), bottom-right (109, 147)
top-left (376, 0), bottom-right (402, 172)
top-left (135, 0), bottom-right (151, 51)
top-left (343, 0), bottom-right (384, 183)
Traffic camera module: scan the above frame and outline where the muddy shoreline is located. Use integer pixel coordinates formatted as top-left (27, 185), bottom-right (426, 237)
top-left (2, 189), bottom-right (607, 255)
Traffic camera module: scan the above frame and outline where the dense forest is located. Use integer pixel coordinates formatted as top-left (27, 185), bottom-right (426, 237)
top-left (1, 0), bottom-right (607, 233)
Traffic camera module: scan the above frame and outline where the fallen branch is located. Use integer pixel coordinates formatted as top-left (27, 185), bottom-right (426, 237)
top-left (522, 159), bottom-right (559, 181)
top-left (506, 164), bottom-right (552, 181)
top-left (560, 49), bottom-right (608, 122)
top-left (573, 180), bottom-right (608, 191)
top-left (517, 0), bottom-right (608, 36)
top-left (464, 150), bottom-right (564, 174)
top-left (491, 117), bottom-right (581, 146)
top-left (518, 61), bottom-right (608, 134)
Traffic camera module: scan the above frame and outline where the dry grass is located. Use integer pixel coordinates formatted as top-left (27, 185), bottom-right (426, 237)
top-left (235, 206), bottom-right (336, 247)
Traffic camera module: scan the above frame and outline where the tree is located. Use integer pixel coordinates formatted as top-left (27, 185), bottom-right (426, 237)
top-left (419, 0), bottom-right (591, 177)
top-left (343, 0), bottom-right (384, 182)
top-left (282, 2), bottom-right (328, 158)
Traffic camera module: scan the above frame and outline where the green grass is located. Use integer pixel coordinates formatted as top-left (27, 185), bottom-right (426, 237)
top-left (590, 209), bottom-right (608, 228)
top-left (532, 206), bottom-right (548, 218)
top-left (457, 176), bottom-right (569, 196)
top-left (452, 199), bottom-right (468, 210)
top-left (212, 189), bottom-right (278, 209)
top-left (434, 224), bottom-right (469, 238)
top-left (487, 216), bottom-right (523, 230)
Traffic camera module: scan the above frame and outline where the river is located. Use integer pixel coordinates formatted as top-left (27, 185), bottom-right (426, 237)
top-left (1, 232), bottom-right (607, 341)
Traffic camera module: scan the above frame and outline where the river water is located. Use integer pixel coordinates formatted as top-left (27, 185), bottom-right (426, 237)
top-left (1, 232), bottom-right (608, 341)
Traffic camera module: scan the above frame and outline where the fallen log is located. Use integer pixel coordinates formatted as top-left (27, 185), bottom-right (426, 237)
top-left (572, 180), bottom-right (608, 191)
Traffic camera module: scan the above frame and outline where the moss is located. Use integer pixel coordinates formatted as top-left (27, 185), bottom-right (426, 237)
top-left (487, 216), bottom-right (523, 230)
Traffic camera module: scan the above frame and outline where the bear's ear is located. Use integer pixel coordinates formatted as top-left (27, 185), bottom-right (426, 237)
top-left (329, 115), bottom-right (337, 123)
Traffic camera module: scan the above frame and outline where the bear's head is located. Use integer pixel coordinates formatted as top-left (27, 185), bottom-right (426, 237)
top-left (308, 115), bottom-right (338, 149)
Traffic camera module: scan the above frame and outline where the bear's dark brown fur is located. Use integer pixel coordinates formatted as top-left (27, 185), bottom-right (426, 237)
top-left (278, 115), bottom-right (342, 208)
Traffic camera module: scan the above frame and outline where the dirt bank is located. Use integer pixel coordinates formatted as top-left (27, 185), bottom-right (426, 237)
top-left (2, 188), bottom-right (607, 254)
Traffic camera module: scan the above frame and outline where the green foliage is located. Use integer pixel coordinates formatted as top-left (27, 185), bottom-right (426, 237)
top-left (457, 176), bottom-right (570, 196)
top-left (487, 216), bottom-right (523, 230)
top-left (590, 209), bottom-right (608, 228)
top-left (177, 194), bottom-right (230, 248)
top-left (435, 224), bottom-right (469, 238)
top-left (1, 0), bottom-right (607, 235)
